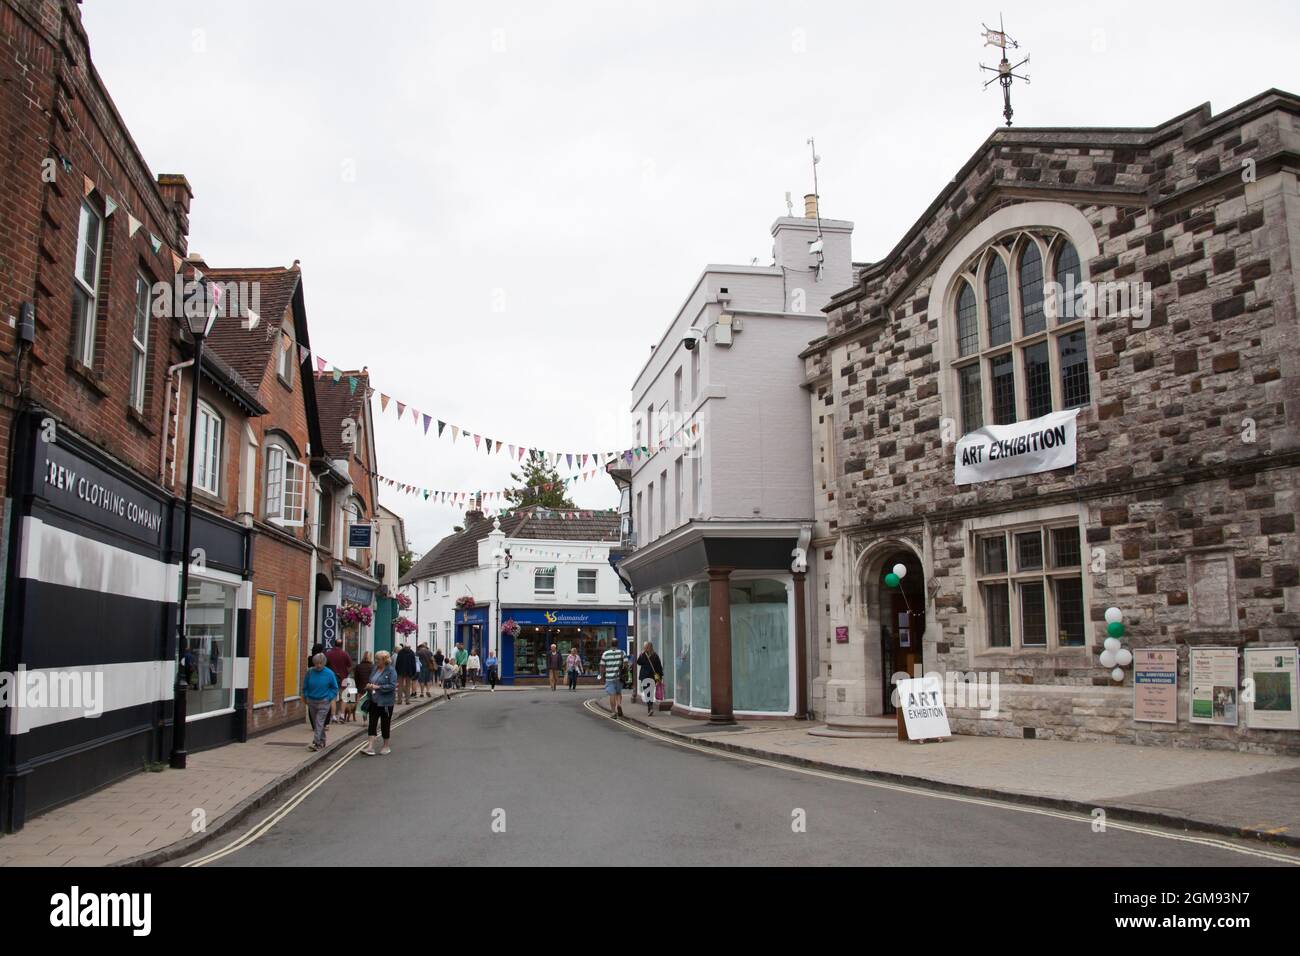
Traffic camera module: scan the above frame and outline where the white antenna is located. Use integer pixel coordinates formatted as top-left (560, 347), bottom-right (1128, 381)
top-left (806, 137), bottom-right (825, 278)
top-left (784, 191), bottom-right (794, 216)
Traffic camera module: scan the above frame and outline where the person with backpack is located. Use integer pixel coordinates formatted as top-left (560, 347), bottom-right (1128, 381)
top-left (636, 642), bottom-right (665, 716)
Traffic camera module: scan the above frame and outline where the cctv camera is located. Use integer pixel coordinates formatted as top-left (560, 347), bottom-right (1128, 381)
top-left (683, 327), bottom-right (703, 351)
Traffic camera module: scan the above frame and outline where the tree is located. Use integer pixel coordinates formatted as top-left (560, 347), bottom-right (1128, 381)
top-left (398, 541), bottom-right (417, 579)
top-left (504, 454), bottom-right (575, 510)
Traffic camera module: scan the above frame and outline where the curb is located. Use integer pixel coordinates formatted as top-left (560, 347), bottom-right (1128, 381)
top-left (608, 707), bottom-right (1300, 851)
top-left (116, 692), bottom-right (462, 867)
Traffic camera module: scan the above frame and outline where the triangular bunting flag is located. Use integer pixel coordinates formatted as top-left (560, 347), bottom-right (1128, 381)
top-left (508, 444), bottom-right (515, 459)
top-left (422, 414), bottom-right (431, 434)
top-left (473, 435), bottom-right (481, 450)
top-left (128, 214), bottom-right (142, 237)
top-left (380, 394), bottom-right (390, 412)
top-left (316, 357), bottom-right (327, 374)
top-left (437, 420), bottom-right (445, 437)
top-left (171, 251), bottom-right (183, 275)
top-left (332, 368), bottom-right (342, 383)
top-left (566, 454), bottom-right (573, 470)
top-left (397, 401), bottom-right (406, 418)
top-left (298, 345), bottom-right (310, 365)
top-left (83, 175), bottom-right (95, 197)
top-left (149, 233), bottom-right (162, 255)
top-left (104, 195), bottom-right (118, 218)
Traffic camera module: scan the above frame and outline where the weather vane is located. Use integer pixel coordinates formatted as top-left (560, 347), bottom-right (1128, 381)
top-left (980, 15), bottom-right (1029, 127)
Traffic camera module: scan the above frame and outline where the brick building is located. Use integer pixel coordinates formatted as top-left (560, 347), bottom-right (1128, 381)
top-left (803, 90), bottom-right (1300, 753)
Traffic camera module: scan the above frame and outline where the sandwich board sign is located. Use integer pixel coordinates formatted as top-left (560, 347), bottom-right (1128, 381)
top-left (897, 675), bottom-right (952, 741)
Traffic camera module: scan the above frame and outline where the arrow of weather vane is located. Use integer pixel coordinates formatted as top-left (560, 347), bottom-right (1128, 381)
top-left (980, 16), bottom-right (1030, 127)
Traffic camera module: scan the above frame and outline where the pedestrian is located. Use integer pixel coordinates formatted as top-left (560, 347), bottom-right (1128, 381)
top-left (361, 649), bottom-right (397, 756)
top-left (484, 648), bottom-right (499, 691)
top-left (636, 641), bottom-right (664, 716)
top-left (454, 642), bottom-right (469, 686)
top-left (395, 642), bottom-right (417, 703)
top-left (417, 643), bottom-right (436, 698)
top-left (600, 640), bottom-right (626, 718)
top-left (301, 653), bottom-right (339, 750)
top-left (353, 651), bottom-right (373, 702)
top-left (325, 640), bottom-right (353, 719)
top-left (440, 658), bottom-right (456, 699)
top-left (467, 648), bottom-right (481, 688)
top-left (565, 645), bottom-right (582, 692)
top-left (546, 643), bottom-right (564, 691)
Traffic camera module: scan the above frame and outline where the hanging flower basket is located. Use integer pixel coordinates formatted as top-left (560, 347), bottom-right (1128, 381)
top-left (455, 596), bottom-right (478, 610)
top-left (339, 602), bottom-right (373, 627)
top-left (501, 618), bottom-right (520, 638)
top-left (395, 591), bottom-right (412, 610)
top-left (395, 615), bottom-right (417, 637)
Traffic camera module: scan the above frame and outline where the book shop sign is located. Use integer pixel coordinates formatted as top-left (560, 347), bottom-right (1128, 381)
top-left (954, 408), bottom-right (1079, 486)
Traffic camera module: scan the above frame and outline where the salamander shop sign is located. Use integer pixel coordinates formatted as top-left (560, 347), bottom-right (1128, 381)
top-left (954, 408), bottom-right (1079, 485)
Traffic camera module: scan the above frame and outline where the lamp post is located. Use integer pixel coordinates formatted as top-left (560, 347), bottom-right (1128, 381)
top-left (493, 546), bottom-right (512, 662)
top-left (170, 276), bottom-right (219, 770)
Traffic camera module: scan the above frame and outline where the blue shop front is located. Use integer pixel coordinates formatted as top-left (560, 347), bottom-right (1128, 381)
top-left (454, 605), bottom-right (491, 659)
top-left (499, 608), bottom-right (629, 684)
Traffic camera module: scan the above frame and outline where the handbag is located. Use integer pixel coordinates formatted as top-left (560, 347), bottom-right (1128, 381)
top-left (655, 681), bottom-right (665, 701)
top-left (359, 691), bottom-right (370, 715)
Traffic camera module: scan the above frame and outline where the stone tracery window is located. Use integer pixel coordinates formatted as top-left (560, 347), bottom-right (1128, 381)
top-left (950, 232), bottom-right (1092, 435)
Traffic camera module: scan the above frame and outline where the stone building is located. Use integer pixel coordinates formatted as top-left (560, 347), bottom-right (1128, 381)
top-left (803, 90), bottom-right (1300, 753)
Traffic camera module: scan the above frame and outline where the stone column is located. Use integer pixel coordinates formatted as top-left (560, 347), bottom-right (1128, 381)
top-left (793, 571), bottom-right (808, 719)
top-left (707, 566), bottom-right (734, 724)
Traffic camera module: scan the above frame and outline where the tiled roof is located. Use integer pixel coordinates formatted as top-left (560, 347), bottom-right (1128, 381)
top-left (198, 264), bottom-right (301, 389)
top-left (315, 370), bottom-right (369, 459)
top-left (400, 507), bottom-right (620, 584)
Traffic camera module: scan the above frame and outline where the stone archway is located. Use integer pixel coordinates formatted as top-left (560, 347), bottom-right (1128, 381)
top-left (854, 539), bottom-right (925, 715)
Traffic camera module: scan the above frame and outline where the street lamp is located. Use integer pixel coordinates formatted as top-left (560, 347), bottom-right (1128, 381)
top-left (492, 545), bottom-right (512, 663)
top-left (170, 276), bottom-right (219, 770)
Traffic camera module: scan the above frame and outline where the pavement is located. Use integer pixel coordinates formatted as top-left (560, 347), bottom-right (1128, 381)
top-left (0, 692), bottom-right (455, 867)
top-left (613, 702), bottom-right (1300, 848)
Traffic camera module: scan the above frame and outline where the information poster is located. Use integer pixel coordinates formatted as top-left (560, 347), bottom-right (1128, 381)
top-left (897, 675), bottom-right (951, 740)
top-left (1189, 647), bottom-right (1238, 726)
top-left (1133, 647), bottom-right (1178, 724)
top-left (1244, 646), bottom-right (1300, 731)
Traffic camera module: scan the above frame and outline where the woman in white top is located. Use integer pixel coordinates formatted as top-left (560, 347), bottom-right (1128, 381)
top-left (467, 650), bottom-right (482, 688)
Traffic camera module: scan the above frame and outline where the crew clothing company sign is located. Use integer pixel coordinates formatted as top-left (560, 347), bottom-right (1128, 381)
top-left (954, 408), bottom-right (1079, 485)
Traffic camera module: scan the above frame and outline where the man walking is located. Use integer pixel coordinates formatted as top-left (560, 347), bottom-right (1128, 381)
top-left (454, 642), bottom-right (469, 689)
top-left (546, 643), bottom-right (563, 691)
top-left (600, 640), bottom-right (626, 718)
top-left (324, 641), bottom-right (353, 719)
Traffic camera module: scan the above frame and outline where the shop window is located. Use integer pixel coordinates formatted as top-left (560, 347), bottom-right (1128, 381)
top-left (690, 582), bottom-right (710, 710)
top-left (730, 579), bottom-right (790, 712)
top-left (184, 577), bottom-right (239, 716)
top-left (283, 598), bottom-right (302, 699)
top-left (577, 568), bottom-right (597, 595)
top-left (534, 567), bottom-right (556, 594)
top-left (673, 587), bottom-right (689, 706)
top-left (72, 200), bottom-right (103, 368)
top-left (975, 521), bottom-right (1085, 651)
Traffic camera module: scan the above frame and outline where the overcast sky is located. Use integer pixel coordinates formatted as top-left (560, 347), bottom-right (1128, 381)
top-left (82, 0), bottom-right (1300, 554)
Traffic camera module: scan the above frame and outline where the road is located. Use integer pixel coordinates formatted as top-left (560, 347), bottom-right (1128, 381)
top-left (181, 688), bottom-right (1298, 867)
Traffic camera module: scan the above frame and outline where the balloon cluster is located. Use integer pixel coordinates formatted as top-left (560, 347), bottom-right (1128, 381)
top-left (1099, 607), bottom-right (1132, 682)
top-left (883, 563), bottom-right (908, 589)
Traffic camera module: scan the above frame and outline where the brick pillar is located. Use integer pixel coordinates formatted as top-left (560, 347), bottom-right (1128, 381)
top-left (793, 570), bottom-right (808, 719)
top-left (708, 566), bottom-right (734, 724)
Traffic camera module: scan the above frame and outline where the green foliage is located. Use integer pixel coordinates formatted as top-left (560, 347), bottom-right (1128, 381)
top-left (504, 455), bottom-right (575, 510)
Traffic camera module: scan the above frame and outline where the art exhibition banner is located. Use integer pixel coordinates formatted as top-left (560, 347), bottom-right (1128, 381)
top-left (1243, 646), bottom-right (1299, 731)
top-left (896, 675), bottom-right (951, 740)
top-left (954, 408), bottom-right (1079, 485)
top-left (1189, 647), bottom-right (1238, 726)
top-left (1133, 647), bottom-right (1178, 724)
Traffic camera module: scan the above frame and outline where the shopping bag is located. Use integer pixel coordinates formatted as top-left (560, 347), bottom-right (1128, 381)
top-left (655, 681), bottom-right (665, 701)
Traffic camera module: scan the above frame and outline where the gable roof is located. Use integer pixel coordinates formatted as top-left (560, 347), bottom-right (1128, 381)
top-left (315, 369), bottom-right (370, 460)
top-left (199, 265), bottom-right (302, 388)
top-left (400, 507), bottom-right (620, 584)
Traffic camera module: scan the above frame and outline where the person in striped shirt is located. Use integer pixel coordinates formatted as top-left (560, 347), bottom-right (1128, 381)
top-left (600, 641), bottom-right (627, 718)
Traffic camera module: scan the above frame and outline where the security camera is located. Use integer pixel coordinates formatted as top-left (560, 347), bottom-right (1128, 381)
top-left (683, 327), bottom-right (704, 351)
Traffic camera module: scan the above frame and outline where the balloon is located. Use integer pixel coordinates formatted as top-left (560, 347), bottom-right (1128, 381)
top-left (1107, 621), bottom-right (1125, 638)
top-left (1116, 648), bottom-right (1133, 667)
top-left (1104, 637), bottom-right (1120, 653)
top-left (1111, 667), bottom-right (1125, 682)
top-left (1104, 607), bottom-right (1123, 625)
top-left (1099, 649), bottom-right (1116, 669)
top-left (893, 564), bottom-right (907, 579)
top-left (884, 573), bottom-right (900, 589)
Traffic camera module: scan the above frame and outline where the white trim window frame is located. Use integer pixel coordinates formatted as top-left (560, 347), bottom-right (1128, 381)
top-left (534, 566), bottom-right (556, 595)
top-left (276, 328), bottom-right (294, 385)
top-left (947, 230), bottom-right (1093, 437)
top-left (72, 200), bottom-right (104, 367)
top-left (130, 271), bottom-right (151, 411)
top-left (195, 401), bottom-right (222, 497)
top-left (265, 442), bottom-right (306, 527)
top-left (577, 567), bottom-right (598, 596)
top-left (973, 519), bottom-right (1086, 653)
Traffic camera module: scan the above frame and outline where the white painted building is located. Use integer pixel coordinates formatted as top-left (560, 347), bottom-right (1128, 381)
top-left (399, 506), bottom-right (631, 683)
top-left (616, 195), bottom-right (854, 721)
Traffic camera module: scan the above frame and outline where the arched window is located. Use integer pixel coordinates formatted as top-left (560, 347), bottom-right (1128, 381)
top-left (950, 232), bottom-right (1093, 435)
top-left (265, 440), bottom-right (306, 527)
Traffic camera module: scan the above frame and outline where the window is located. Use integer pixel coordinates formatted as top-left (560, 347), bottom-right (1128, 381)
top-left (694, 443), bottom-right (703, 516)
top-left (950, 235), bottom-right (1092, 436)
top-left (691, 345), bottom-right (700, 400)
top-left (646, 406), bottom-right (654, 451)
top-left (578, 568), bottom-right (597, 595)
top-left (265, 443), bottom-right (307, 526)
top-left (195, 402), bottom-right (222, 496)
top-left (673, 367), bottom-right (682, 413)
top-left (659, 469), bottom-right (667, 532)
top-left (534, 567), bottom-right (556, 594)
top-left (72, 201), bottom-right (103, 367)
top-left (674, 457), bottom-right (683, 527)
top-left (184, 577), bottom-right (238, 716)
top-left (443, 620), bottom-right (452, 652)
top-left (442, 575), bottom-right (449, 591)
top-left (428, 623), bottom-right (437, 645)
top-left (647, 483), bottom-right (655, 541)
top-left (130, 272), bottom-right (151, 412)
top-left (975, 521), bottom-right (1085, 651)
top-left (657, 402), bottom-right (669, 447)
top-left (276, 329), bottom-right (293, 385)
top-left (636, 491), bottom-right (643, 543)
top-left (317, 489), bottom-right (332, 547)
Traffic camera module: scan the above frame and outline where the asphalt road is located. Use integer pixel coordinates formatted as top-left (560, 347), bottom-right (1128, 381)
top-left (185, 688), bottom-right (1298, 867)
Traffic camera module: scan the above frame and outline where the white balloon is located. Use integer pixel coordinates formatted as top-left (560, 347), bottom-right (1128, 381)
top-left (893, 564), bottom-right (907, 578)
top-left (1104, 637), bottom-right (1121, 653)
top-left (1116, 648), bottom-right (1133, 668)
top-left (1111, 667), bottom-right (1125, 682)
top-left (1104, 607), bottom-right (1123, 624)
top-left (1099, 649), bottom-right (1116, 669)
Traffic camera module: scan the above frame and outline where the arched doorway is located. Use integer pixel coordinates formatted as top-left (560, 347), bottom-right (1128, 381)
top-left (867, 549), bottom-right (925, 715)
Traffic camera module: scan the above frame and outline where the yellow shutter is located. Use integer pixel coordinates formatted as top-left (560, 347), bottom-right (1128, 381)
top-left (284, 599), bottom-right (302, 699)
top-left (254, 593), bottom-right (275, 705)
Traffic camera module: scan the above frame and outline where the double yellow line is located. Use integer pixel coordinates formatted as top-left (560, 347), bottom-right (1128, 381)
top-left (184, 695), bottom-right (461, 866)
top-left (582, 699), bottom-right (1300, 866)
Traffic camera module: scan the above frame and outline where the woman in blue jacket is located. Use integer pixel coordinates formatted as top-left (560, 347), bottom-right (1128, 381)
top-left (301, 653), bottom-right (339, 751)
top-left (362, 649), bottom-right (398, 755)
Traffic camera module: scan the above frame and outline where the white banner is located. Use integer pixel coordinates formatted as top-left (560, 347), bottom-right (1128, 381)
top-left (954, 408), bottom-right (1079, 485)
top-left (897, 676), bottom-right (951, 740)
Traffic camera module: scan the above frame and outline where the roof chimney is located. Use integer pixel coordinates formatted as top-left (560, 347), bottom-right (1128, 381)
top-left (804, 193), bottom-right (819, 219)
top-left (157, 173), bottom-right (193, 251)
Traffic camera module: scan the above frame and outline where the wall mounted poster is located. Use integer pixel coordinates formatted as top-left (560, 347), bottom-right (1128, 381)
top-left (1133, 647), bottom-right (1178, 724)
top-left (1189, 647), bottom-right (1238, 726)
top-left (1243, 646), bottom-right (1300, 731)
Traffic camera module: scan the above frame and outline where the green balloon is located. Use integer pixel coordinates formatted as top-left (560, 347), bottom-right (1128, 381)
top-left (1107, 621), bottom-right (1125, 637)
top-left (884, 573), bottom-right (900, 588)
